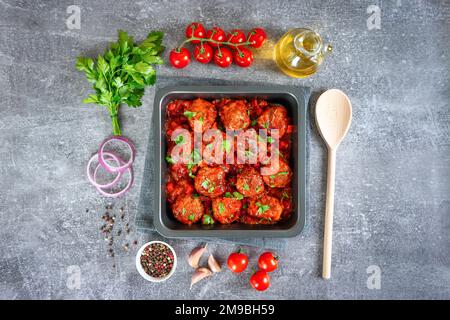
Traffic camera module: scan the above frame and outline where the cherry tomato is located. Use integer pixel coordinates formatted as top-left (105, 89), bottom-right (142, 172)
top-left (169, 47), bottom-right (190, 69)
top-left (185, 22), bottom-right (206, 44)
top-left (248, 28), bottom-right (267, 48)
top-left (234, 47), bottom-right (253, 68)
top-left (194, 43), bottom-right (213, 64)
top-left (227, 29), bottom-right (246, 48)
top-left (214, 47), bottom-right (233, 68)
top-left (227, 250), bottom-right (249, 273)
top-left (206, 27), bottom-right (227, 48)
top-left (258, 252), bottom-right (279, 272)
top-left (250, 270), bottom-right (270, 291)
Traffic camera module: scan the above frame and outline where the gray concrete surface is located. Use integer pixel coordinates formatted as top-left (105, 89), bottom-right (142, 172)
top-left (0, 0), bottom-right (449, 299)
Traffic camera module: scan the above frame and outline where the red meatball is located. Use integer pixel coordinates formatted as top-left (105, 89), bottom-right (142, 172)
top-left (247, 194), bottom-right (283, 222)
top-left (257, 105), bottom-right (289, 138)
top-left (236, 167), bottom-right (265, 197)
top-left (184, 98), bottom-right (217, 132)
top-left (212, 197), bottom-right (242, 224)
top-left (172, 194), bottom-right (204, 224)
top-left (194, 166), bottom-right (227, 197)
top-left (262, 159), bottom-right (293, 188)
top-left (166, 179), bottom-right (194, 203)
top-left (220, 100), bottom-right (251, 130)
top-left (268, 187), bottom-right (294, 220)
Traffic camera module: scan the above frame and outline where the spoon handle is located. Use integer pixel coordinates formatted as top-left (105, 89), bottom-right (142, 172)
top-left (322, 148), bottom-right (336, 279)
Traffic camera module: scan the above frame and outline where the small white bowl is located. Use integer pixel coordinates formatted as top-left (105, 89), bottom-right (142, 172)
top-left (135, 241), bottom-right (177, 282)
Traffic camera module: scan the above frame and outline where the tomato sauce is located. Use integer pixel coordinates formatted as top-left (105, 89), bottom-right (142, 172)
top-left (165, 97), bottom-right (294, 225)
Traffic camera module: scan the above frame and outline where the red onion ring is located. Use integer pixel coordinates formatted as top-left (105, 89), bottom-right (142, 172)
top-left (87, 152), bottom-right (123, 189)
top-left (98, 136), bottom-right (135, 173)
top-left (93, 158), bottom-right (134, 198)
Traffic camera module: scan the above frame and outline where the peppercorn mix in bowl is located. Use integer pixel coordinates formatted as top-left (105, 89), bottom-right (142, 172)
top-left (135, 241), bottom-right (177, 282)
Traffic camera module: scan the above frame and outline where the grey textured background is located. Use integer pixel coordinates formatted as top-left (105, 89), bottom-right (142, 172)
top-left (0, 0), bottom-right (449, 300)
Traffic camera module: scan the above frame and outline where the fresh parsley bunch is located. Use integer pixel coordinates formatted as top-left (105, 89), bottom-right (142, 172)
top-left (76, 30), bottom-right (164, 136)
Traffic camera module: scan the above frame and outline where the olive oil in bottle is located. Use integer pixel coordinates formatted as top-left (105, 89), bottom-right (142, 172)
top-left (274, 28), bottom-right (332, 78)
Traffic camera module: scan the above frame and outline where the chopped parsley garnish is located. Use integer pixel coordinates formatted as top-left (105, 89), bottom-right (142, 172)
top-left (174, 134), bottom-right (184, 145)
top-left (183, 110), bottom-right (197, 119)
top-left (199, 116), bottom-right (204, 123)
top-left (245, 150), bottom-right (254, 158)
top-left (165, 155), bottom-right (176, 164)
top-left (188, 214), bottom-right (196, 221)
top-left (251, 119), bottom-right (258, 126)
top-left (224, 191), bottom-right (244, 200)
top-left (201, 179), bottom-right (210, 189)
top-left (222, 140), bottom-right (231, 153)
top-left (267, 136), bottom-right (274, 143)
top-left (271, 171), bottom-right (289, 179)
top-left (218, 202), bottom-right (225, 214)
top-left (256, 202), bottom-right (270, 214)
top-left (263, 121), bottom-right (270, 129)
top-left (202, 214), bottom-right (214, 225)
top-left (232, 192), bottom-right (244, 200)
top-left (243, 183), bottom-right (250, 191)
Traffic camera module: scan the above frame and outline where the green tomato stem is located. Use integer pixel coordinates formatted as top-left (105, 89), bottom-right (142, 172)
top-left (178, 36), bottom-right (253, 50)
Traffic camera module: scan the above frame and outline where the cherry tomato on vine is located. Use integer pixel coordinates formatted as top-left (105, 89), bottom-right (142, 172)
top-left (227, 250), bottom-right (248, 273)
top-left (206, 27), bottom-right (227, 48)
top-left (258, 252), bottom-right (279, 272)
top-left (250, 270), bottom-right (270, 291)
top-left (169, 47), bottom-right (190, 69)
top-left (185, 22), bottom-right (206, 44)
top-left (248, 28), bottom-right (267, 48)
top-left (214, 47), bottom-right (233, 68)
top-left (234, 47), bottom-right (253, 68)
top-left (227, 29), bottom-right (246, 48)
top-left (194, 43), bottom-right (213, 64)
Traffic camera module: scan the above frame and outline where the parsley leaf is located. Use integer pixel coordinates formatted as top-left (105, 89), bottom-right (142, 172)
top-left (256, 202), bottom-right (270, 214)
top-left (76, 30), bottom-right (164, 136)
top-left (165, 155), bottom-right (176, 164)
top-left (188, 214), bottom-right (196, 221)
top-left (202, 214), bottom-right (214, 225)
top-left (233, 192), bottom-right (244, 200)
top-left (218, 202), bottom-right (225, 214)
top-left (243, 183), bottom-right (250, 191)
top-left (183, 111), bottom-right (197, 119)
top-left (174, 134), bottom-right (184, 145)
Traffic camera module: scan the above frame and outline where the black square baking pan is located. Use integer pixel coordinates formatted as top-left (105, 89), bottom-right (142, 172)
top-left (152, 86), bottom-right (309, 238)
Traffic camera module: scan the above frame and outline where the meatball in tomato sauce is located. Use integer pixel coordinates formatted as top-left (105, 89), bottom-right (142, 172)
top-left (220, 100), bottom-right (251, 130)
top-left (257, 105), bottom-right (289, 138)
top-left (194, 166), bottom-right (227, 197)
top-left (247, 194), bottom-right (283, 222)
top-left (212, 197), bottom-right (242, 224)
top-left (166, 178), bottom-right (194, 203)
top-left (184, 98), bottom-right (217, 132)
top-left (172, 194), bottom-right (204, 224)
top-left (262, 159), bottom-right (293, 188)
top-left (236, 167), bottom-right (265, 197)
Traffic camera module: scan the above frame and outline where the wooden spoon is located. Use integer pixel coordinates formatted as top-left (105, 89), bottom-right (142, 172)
top-left (315, 89), bottom-right (352, 279)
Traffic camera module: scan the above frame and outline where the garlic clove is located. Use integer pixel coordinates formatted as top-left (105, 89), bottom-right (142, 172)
top-left (190, 267), bottom-right (212, 288)
top-left (188, 243), bottom-right (208, 268)
top-left (207, 254), bottom-right (222, 273)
